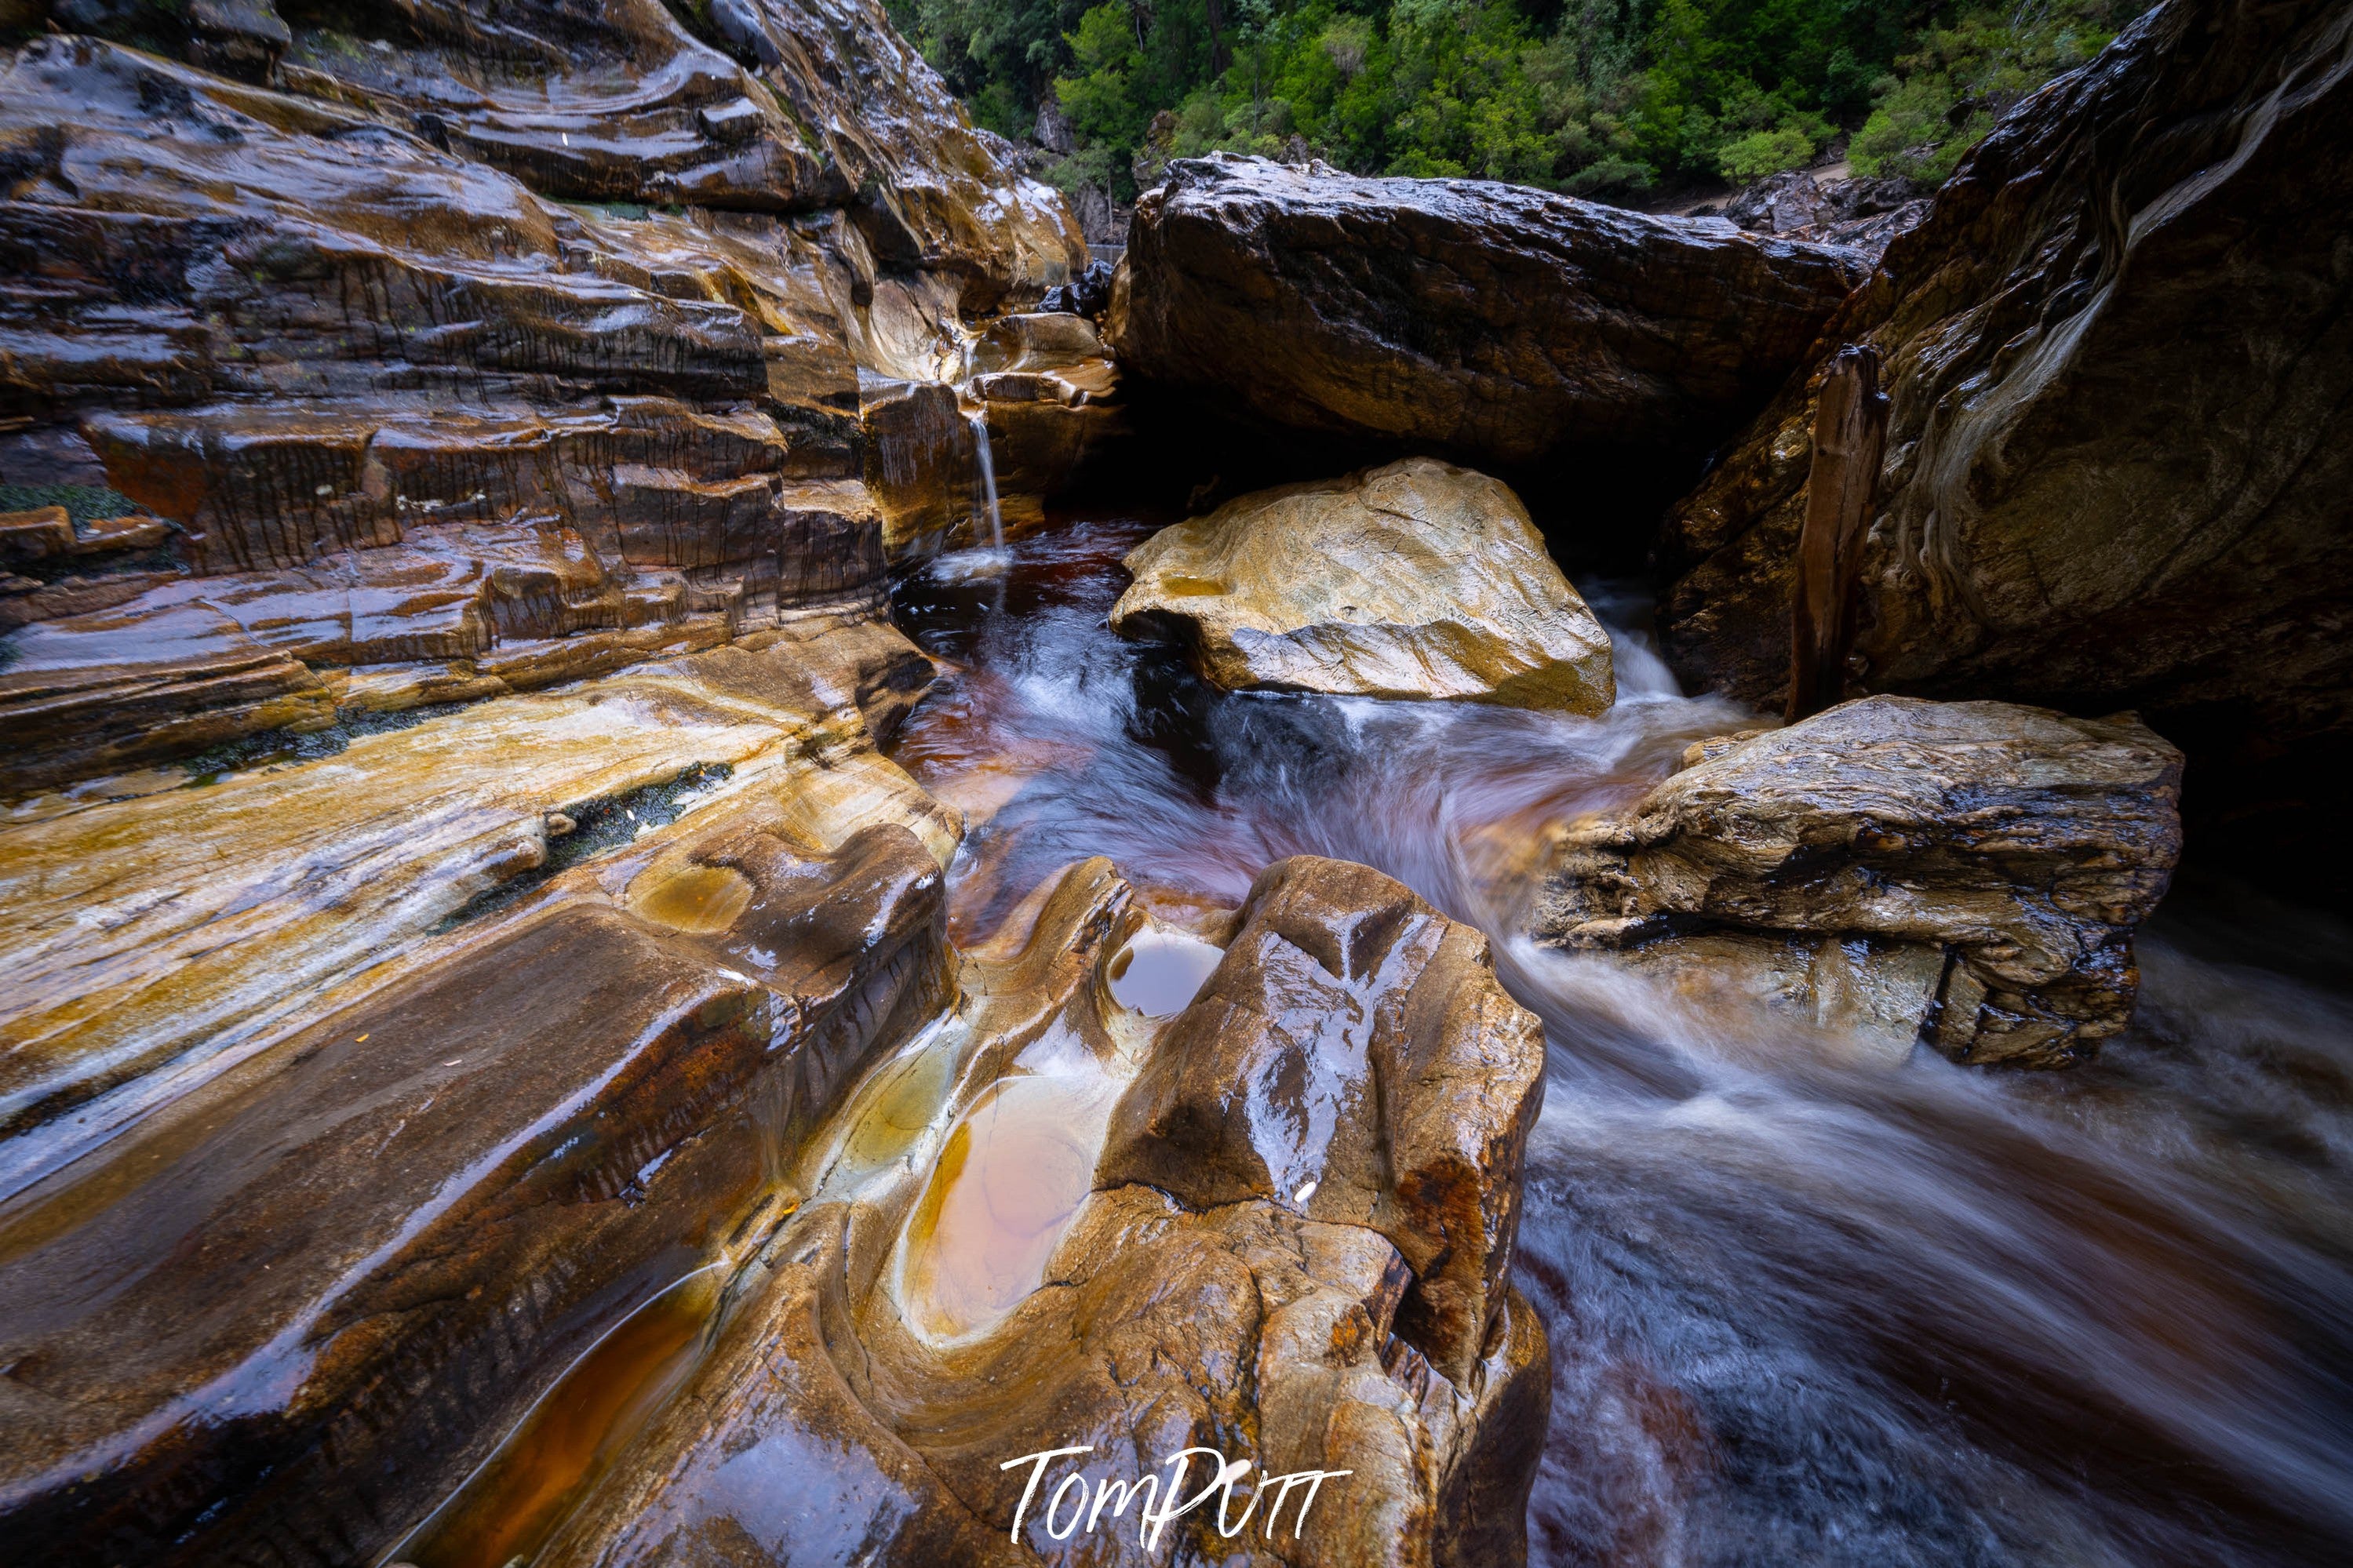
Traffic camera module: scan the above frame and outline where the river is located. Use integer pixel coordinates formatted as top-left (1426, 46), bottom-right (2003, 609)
top-left (888, 513), bottom-right (2353, 1568)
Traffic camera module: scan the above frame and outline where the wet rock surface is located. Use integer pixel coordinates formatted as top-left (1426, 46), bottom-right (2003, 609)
top-left (1531, 696), bottom-right (2185, 1067)
top-left (1100, 855), bottom-right (1548, 1384)
top-left (0, 623), bottom-right (960, 1564)
top-left (1110, 153), bottom-right (1867, 479)
top-left (1655, 0), bottom-right (2353, 886)
top-left (861, 311), bottom-right (1125, 555)
top-left (522, 856), bottom-right (1549, 1568)
top-left (0, 24), bottom-right (1084, 787)
top-left (1111, 457), bottom-right (1615, 712)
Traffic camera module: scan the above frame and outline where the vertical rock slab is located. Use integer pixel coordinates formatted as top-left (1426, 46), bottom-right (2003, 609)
top-left (1655, 0), bottom-right (2353, 882)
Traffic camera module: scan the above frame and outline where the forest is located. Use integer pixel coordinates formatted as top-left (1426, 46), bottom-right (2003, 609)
top-left (886, 0), bottom-right (2150, 200)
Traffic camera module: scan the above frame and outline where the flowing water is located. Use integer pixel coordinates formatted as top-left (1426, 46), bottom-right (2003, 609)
top-left (972, 409), bottom-right (1006, 552)
top-left (890, 515), bottom-right (2353, 1568)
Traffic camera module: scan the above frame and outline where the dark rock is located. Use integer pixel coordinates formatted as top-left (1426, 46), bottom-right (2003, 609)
top-left (1725, 169), bottom-right (1830, 235)
top-left (1655, 0), bottom-right (2353, 888)
top-left (1111, 153), bottom-right (1867, 481)
top-left (1041, 256), bottom-right (1119, 317)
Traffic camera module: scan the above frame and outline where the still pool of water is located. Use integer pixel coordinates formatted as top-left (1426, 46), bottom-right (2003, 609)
top-left (888, 515), bottom-right (2353, 1568)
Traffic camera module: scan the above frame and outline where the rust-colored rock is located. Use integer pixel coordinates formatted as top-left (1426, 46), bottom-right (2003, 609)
top-left (1531, 696), bottom-right (2184, 1067)
top-left (1655, 0), bottom-right (2353, 880)
top-left (1111, 153), bottom-right (1867, 476)
top-left (0, 626), bottom-right (960, 1565)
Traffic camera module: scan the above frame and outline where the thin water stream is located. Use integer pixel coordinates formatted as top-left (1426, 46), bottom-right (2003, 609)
top-left (889, 516), bottom-right (2353, 1567)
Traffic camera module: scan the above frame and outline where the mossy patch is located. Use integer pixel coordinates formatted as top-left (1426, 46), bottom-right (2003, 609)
top-left (179, 701), bottom-right (472, 784)
top-left (0, 483), bottom-right (151, 527)
top-left (438, 760), bottom-right (737, 930)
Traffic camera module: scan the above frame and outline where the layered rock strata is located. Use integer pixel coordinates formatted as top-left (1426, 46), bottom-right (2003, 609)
top-left (0, 24), bottom-right (1087, 789)
top-left (1531, 696), bottom-right (2184, 1068)
top-left (1110, 153), bottom-right (1867, 478)
top-left (0, 626), bottom-right (960, 1566)
top-left (861, 311), bottom-right (1126, 554)
top-left (1111, 457), bottom-right (1615, 712)
top-left (1655, 0), bottom-right (2353, 879)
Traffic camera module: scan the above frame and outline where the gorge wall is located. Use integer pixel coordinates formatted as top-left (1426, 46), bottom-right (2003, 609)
top-left (0, 0), bottom-right (1091, 789)
top-left (1652, 0), bottom-right (2353, 889)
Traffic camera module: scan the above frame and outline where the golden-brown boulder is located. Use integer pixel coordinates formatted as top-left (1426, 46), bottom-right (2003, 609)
top-left (1111, 457), bottom-right (1615, 711)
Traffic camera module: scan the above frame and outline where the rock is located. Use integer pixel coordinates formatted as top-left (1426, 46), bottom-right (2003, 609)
top-left (1606, 930), bottom-right (1953, 1071)
top-left (0, 629), bottom-right (948, 1150)
top-left (0, 806), bottom-right (949, 1568)
top-left (1532, 696), bottom-right (2184, 1067)
top-left (1725, 169), bottom-right (1830, 235)
top-left (1655, 0), bottom-right (2353, 886)
top-left (526, 856), bottom-right (1551, 1568)
top-left (0, 617), bottom-right (959, 1564)
top-left (67, 515), bottom-right (172, 555)
top-left (0, 33), bottom-right (1049, 784)
top-left (1100, 856), bottom-right (1548, 1383)
top-left (1111, 457), bottom-right (1615, 712)
top-left (971, 320), bottom-right (1126, 537)
top-left (1040, 255), bottom-right (1118, 317)
top-left (1721, 169), bottom-right (1930, 262)
top-left (0, 506), bottom-right (73, 563)
top-left (1111, 153), bottom-right (1867, 478)
top-left (861, 377), bottom-right (982, 557)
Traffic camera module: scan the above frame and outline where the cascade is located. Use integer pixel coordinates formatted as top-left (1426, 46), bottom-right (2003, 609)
top-left (968, 409), bottom-right (1003, 553)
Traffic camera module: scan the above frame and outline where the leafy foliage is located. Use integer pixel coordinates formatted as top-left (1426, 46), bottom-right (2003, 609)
top-left (886, 0), bottom-right (2151, 198)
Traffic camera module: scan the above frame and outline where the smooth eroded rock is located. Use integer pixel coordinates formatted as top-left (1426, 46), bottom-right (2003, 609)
top-left (0, 628), bottom-right (958, 1566)
top-left (1100, 855), bottom-right (1548, 1383)
top-left (1110, 457), bottom-right (1615, 712)
top-left (1531, 696), bottom-right (2184, 1067)
top-left (530, 855), bottom-right (1551, 1568)
top-left (1111, 154), bottom-right (1867, 475)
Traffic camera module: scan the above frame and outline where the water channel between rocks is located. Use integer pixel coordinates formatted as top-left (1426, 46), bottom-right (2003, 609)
top-left (878, 515), bottom-right (2353, 1568)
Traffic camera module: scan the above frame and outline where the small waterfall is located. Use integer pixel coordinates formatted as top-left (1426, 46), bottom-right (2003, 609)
top-left (968, 410), bottom-right (1003, 553)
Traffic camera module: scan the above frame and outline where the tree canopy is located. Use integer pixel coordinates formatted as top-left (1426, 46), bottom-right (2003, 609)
top-left (887, 0), bottom-right (2148, 200)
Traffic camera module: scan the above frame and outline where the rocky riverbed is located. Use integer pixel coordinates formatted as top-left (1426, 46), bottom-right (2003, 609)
top-left (2, 0), bottom-right (2350, 1564)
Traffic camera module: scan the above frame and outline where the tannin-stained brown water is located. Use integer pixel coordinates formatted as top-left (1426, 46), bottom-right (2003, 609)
top-left (888, 516), bottom-right (2353, 1567)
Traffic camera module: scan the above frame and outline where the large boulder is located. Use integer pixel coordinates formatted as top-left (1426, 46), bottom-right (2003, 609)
top-left (1531, 696), bottom-right (2184, 1068)
top-left (1110, 154), bottom-right (1867, 479)
top-left (1110, 457), bottom-right (1616, 712)
top-left (1655, 0), bottom-right (2353, 882)
top-left (1099, 856), bottom-right (1548, 1385)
